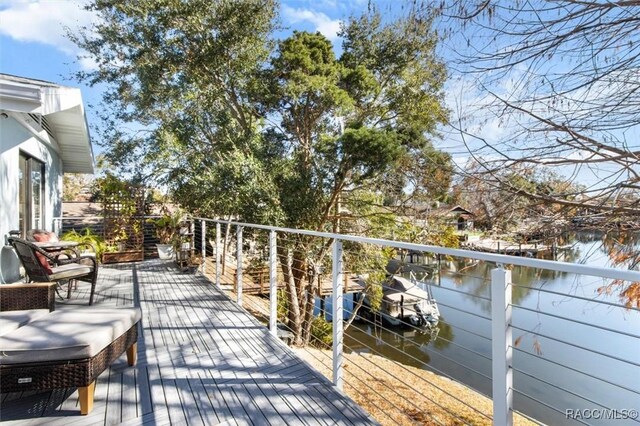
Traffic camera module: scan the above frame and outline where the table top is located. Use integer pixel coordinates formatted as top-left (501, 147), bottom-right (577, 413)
top-left (34, 240), bottom-right (79, 249)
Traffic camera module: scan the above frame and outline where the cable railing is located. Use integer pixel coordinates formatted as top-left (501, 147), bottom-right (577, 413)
top-left (53, 216), bottom-right (640, 426)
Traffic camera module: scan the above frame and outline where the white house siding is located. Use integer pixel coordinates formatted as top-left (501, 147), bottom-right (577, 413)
top-left (0, 115), bottom-right (62, 242)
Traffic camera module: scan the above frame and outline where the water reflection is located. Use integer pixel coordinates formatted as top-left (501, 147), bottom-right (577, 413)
top-left (342, 232), bottom-right (640, 425)
top-left (345, 317), bottom-right (454, 369)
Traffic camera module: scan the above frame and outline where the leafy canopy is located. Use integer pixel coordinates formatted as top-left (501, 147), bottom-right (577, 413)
top-left (73, 1), bottom-right (453, 343)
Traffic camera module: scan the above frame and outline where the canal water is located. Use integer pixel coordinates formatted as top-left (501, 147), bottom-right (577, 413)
top-left (330, 233), bottom-right (640, 425)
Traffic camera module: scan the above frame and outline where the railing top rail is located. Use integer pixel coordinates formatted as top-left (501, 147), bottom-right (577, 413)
top-left (54, 215), bottom-right (163, 220)
top-left (195, 217), bottom-right (640, 282)
top-left (54, 216), bottom-right (103, 220)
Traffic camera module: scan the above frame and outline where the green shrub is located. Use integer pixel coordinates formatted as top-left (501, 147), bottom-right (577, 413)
top-left (61, 228), bottom-right (108, 262)
top-left (310, 315), bottom-right (332, 348)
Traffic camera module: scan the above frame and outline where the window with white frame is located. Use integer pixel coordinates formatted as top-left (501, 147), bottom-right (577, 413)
top-left (18, 152), bottom-right (45, 235)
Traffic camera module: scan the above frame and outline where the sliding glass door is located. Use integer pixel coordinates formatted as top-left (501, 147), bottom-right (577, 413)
top-left (18, 153), bottom-right (45, 235)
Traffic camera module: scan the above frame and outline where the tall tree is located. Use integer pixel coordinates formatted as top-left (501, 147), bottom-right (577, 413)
top-left (254, 6), bottom-right (450, 342)
top-left (435, 1), bottom-right (640, 226)
top-left (72, 1), bottom-right (451, 344)
top-left (71, 0), bottom-right (280, 223)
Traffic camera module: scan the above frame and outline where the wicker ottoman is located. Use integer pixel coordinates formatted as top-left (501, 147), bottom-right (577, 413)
top-left (0, 307), bottom-right (141, 415)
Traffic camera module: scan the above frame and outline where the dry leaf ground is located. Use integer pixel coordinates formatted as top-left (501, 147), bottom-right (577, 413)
top-left (240, 293), bottom-right (537, 425)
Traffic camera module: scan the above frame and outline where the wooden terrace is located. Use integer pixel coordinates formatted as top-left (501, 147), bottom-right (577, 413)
top-left (0, 260), bottom-right (376, 425)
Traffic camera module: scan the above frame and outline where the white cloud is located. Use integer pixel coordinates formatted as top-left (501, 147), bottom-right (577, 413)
top-left (281, 4), bottom-right (342, 41)
top-left (0, 0), bottom-right (95, 64)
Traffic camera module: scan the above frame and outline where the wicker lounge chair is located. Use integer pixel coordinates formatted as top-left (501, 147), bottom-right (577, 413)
top-left (8, 237), bottom-right (99, 305)
top-left (0, 285), bottom-right (140, 415)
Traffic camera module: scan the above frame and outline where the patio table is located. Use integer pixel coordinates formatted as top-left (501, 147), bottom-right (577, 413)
top-left (33, 241), bottom-right (79, 251)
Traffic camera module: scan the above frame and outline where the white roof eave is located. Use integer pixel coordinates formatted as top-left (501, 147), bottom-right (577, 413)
top-left (0, 76), bottom-right (94, 174)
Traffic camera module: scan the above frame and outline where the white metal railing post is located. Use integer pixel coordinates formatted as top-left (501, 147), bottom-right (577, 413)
top-left (201, 220), bottom-right (206, 275)
top-left (190, 220), bottom-right (195, 249)
top-left (491, 267), bottom-right (513, 426)
top-left (269, 230), bottom-right (277, 336)
top-left (236, 225), bottom-right (243, 306)
top-left (332, 239), bottom-right (344, 391)
top-left (215, 222), bottom-right (221, 287)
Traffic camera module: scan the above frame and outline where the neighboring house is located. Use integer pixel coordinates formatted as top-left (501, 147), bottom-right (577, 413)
top-left (431, 205), bottom-right (475, 231)
top-left (0, 74), bottom-right (93, 283)
top-left (415, 204), bottom-right (475, 231)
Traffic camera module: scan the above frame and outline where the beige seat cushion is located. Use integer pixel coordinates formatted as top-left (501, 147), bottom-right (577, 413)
top-left (48, 263), bottom-right (92, 280)
top-left (0, 309), bottom-right (50, 337)
top-left (0, 307), bottom-right (141, 365)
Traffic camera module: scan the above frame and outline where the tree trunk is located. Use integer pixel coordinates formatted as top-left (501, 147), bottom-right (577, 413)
top-left (221, 220), bottom-right (231, 275)
top-left (302, 271), bottom-right (317, 345)
top-left (278, 244), bottom-right (303, 345)
top-left (291, 249), bottom-right (309, 344)
top-left (344, 292), bottom-right (365, 331)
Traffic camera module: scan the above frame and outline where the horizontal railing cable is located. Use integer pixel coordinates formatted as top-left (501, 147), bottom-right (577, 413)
top-left (430, 299), bottom-right (493, 324)
top-left (510, 325), bottom-right (640, 367)
top-left (511, 346), bottom-right (640, 396)
top-left (512, 389), bottom-right (591, 426)
top-left (265, 310), bottom-right (429, 426)
top-left (343, 327), bottom-right (493, 415)
top-left (196, 218), bottom-right (640, 282)
top-left (264, 294), bottom-right (489, 422)
top-left (511, 283), bottom-right (640, 313)
top-left (422, 282), bottom-right (492, 303)
top-left (345, 309), bottom-right (492, 364)
top-left (372, 277), bottom-right (492, 308)
top-left (512, 366), bottom-right (639, 421)
top-left (512, 304), bottom-right (640, 339)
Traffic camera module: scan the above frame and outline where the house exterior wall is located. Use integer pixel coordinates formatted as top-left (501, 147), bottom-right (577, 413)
top-left (0, 115), bottom-right (62, 242)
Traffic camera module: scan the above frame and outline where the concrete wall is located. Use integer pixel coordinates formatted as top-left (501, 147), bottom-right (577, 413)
top-left (0, 115), bottom-right (62, 245)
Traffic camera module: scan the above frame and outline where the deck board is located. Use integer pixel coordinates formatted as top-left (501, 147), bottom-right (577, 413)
top-left (1, 260), bottom-right (376, 425)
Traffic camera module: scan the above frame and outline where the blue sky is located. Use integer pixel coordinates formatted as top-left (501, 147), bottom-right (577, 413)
top-left (0, 0), bottom-right (477, 163)
top-left (0, 0), bottom-right (374, 153)
top-left (1, 1), bottom-right (633, 190)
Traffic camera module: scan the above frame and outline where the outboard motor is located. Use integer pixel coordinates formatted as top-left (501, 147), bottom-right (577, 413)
top-left (409, 314), bottom-right (424, 327)
top-left (413, 304), bottom-right (428, 326)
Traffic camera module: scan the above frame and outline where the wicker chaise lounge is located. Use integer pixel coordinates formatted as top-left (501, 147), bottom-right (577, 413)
top-left (0, 285), bottom-right (141, 415)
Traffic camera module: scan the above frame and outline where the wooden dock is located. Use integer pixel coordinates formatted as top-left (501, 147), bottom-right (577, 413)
top-left (0, 260), bottom-right (376, 425)
top-left (462, 238), bottom-right (556, 256)
top-left (203, 258), bottom-right (364, 296)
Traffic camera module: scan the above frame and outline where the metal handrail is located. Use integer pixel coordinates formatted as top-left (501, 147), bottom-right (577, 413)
top-left (195, 217), bottom-right (640, 282)
top-left (54, 215), bottom-right (640, 425)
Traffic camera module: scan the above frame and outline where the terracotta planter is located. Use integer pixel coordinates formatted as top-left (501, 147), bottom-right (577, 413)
top-left (102, 250), bottom-right (144, 264)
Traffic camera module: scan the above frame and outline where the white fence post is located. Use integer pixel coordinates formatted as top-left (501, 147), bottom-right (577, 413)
top-left (215, 222), bottom-right (221, 287)
top-left (491, 267), bottom-right (513, 426)
top-left (332, 239), bottom-right (344, 391)
top-left (201, 220), bottom-right (206, 275)
top-left (236, 225), bottom-right (243, 306)
top-left (269, 230), bottom-right (277, 336)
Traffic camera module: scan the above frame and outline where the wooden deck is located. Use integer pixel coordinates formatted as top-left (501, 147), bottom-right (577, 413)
top-left (0, 260), bottom-right (376, 425)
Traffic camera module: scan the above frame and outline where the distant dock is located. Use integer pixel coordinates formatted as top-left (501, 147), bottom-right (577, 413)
top-left (462, 238), bottom-right (571, 258)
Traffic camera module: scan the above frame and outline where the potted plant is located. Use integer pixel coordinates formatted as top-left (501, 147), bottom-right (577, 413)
top-left (60, 228), bottom-right (108, 262)
top-left (149, 209), bottom-right (185, 260)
